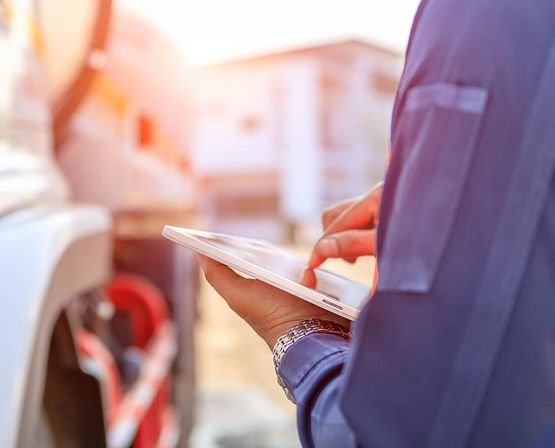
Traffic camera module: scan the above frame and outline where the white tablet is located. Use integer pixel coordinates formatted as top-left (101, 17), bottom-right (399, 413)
top-left (162, 225), bottom-right (370, 320)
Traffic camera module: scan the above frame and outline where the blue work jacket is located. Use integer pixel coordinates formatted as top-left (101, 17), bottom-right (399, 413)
top-left (279, 1), bottom-right (555, 446)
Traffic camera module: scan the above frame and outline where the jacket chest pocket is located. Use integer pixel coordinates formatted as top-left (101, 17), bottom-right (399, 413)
top-left (377, 83), bottom-right (489, 294)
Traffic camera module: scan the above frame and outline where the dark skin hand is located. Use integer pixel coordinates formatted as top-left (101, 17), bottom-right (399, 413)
top-left (197, 255), bottom-right (349, 348)
top-left (197, 182), bottom-right (383, 348)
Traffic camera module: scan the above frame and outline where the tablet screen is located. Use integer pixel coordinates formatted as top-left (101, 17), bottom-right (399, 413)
top-left (185, 229), bottom-right (370, 311)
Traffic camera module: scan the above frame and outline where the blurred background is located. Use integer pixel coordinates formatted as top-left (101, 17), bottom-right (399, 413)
top-left (0, 0), bottom-right (419, 447)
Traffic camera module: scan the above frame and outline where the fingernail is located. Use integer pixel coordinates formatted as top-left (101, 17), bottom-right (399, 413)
top-left (300, 268), bottom-right (316, 288)
top-left (318, 238), bottom-right (339, 257)
top-left (307, 255), bottom-right (319, 269)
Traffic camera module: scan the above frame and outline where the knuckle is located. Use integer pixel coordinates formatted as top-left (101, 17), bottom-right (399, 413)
top-left (337, 233), bottom-right (354, 253)
top-left (341, 231), bottom-right (369, 256)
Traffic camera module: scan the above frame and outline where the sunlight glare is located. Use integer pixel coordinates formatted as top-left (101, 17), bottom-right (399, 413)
top-left (120, 0), bottom-right (421, 66)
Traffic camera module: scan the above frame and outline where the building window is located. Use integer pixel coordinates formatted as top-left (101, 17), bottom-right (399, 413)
top-left (138, 114), bottom-right (154, 147)
top-left (320, 76), bottom-right (349, 150)
top-left (371, 72), bottom-right (398, 96)
top-left (239, 115), bottom-right (261, 133)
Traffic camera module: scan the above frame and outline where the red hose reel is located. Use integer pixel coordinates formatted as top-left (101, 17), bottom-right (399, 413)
top-left (77, 274), bottom-right (179, 448)
top-left (105, 274), bottom-right (169, 349)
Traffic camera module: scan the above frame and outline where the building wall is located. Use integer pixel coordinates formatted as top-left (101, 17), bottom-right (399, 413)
top-left (191, 43), bottom-right (402, 242)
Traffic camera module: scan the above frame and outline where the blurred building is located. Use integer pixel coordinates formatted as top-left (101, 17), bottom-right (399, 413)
top-left (191, 39), bottom-right (403, 242)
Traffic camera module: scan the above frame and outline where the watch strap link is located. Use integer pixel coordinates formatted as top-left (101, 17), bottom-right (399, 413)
top-left (272, 318), bottom-right (351, 403)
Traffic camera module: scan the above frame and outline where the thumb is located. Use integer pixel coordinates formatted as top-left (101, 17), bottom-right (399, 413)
top-left (198, 256), bottom-right (255, 308)
top-left (308, 229), bottom-right (376, 268)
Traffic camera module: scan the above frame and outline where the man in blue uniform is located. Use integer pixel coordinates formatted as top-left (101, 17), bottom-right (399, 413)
top-left (197, 0), bottom-right (555, 446)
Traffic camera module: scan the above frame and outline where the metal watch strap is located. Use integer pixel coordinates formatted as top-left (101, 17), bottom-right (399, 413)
top-left (272, 318), bottom-right (351, 403)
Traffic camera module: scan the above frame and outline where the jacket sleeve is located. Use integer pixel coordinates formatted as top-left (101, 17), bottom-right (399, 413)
top-left (277, 333), bottom-right (358, 447)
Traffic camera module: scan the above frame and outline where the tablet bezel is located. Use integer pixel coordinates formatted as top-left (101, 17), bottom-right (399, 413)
top-left (162, 225), bottom-right (364, 320)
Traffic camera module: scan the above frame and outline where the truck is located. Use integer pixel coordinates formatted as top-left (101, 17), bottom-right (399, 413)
top-left (0, 1), bottom-right (198, 446)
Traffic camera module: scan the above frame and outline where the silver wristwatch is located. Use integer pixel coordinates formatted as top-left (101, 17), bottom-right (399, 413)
top-left (272, 318), bottom-right (351, 403)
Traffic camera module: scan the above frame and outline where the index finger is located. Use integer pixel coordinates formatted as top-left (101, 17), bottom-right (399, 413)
top-left (308, 192), bottom-right (379, 269)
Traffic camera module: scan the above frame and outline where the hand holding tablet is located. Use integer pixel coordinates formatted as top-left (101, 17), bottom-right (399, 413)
top-left (162, 226), bottom-right (371, 321)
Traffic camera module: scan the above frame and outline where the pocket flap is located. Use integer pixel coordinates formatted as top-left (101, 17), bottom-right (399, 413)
top-left (378, 83), bottom-right (489, 293)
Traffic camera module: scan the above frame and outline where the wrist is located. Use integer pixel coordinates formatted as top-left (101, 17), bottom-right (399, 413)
top-left (258, 320), bottom-right (305, 349)
top-left (272, 318), bottom-right (352, 403)
top-left (258, 315), bottom-right (350, 348)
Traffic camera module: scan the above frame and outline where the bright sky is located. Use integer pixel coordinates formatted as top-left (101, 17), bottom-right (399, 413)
top-left (122, 0), bottom-right (421, 66)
